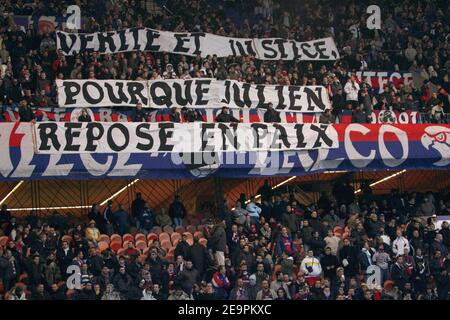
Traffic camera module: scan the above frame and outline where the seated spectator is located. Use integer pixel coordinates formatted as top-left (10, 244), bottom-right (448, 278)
top-left (155, 208), bottom-right (172, 227)
top-left (85, 220), bottom-right (101, 243)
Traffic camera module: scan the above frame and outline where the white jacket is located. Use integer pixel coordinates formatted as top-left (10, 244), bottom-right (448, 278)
top-left (246, 202), bottom-right (262, 218)
top-left (344, 80), bottom-right (360, 101)
top-left (392, 236), bottom-right (410, 256)
top-left (300, 256), bottom-right (322, 277)
top-left (141, 289), bottom-right (156, 300)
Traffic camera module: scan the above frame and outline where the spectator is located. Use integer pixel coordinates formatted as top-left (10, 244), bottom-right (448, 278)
top-left (216, 106), bottom-right (239, 123)
top-left (169, 195), bottom-right (187, 228)
top-left (300, 249), bottom-right (322, 287)
top-left (132, 103), bottom-right (147, 122)
top-left (18, 99), bottom-right (35, 122)
top-left (114, 204), bottom-right (130, 235)
top-left (77, 108), bottom-right (92, 122)
top-left (263, 103), bottom-right (281, 123)
top-left (344, 75), bottom-right (360, 109)
top-left (85, 220), bottom-right (101, 243)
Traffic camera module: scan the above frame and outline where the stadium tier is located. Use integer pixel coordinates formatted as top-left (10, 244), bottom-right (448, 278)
top-left (0, 0), bottom-right (449, 303)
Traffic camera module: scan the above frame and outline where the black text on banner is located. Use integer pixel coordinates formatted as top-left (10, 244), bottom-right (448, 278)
top-left (33, 122), bottom-right (339, 154)
top-left (56, 28), bottom-right (340, 60)
top-left (57, 79), bottom-right (331, 112)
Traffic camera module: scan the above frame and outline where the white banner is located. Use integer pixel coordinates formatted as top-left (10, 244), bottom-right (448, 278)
top-left (33, 122), bottom-right (338, 154)
top-left (57, 79), bottom-right (331, 112)
top-left (56, 79), bottom-right (149, 107)
top-left (56, 28), bottom-right (340, 60)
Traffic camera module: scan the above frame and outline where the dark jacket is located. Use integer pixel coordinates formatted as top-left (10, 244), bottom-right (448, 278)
top-left (321, 253), bottom-right (340, 279)
top-left (169, 200), bottom-right (187, 219)
top-left (209, 225), bottom-right (227, 252)
top-left (263, 109), bottom-right (281, 122)
top-left (179, 267), bottom-right (200, 293)
top-left (338, 245), bottom-right (359, 277)
top-left (391, 263), bottom-right (408, 289)
top-left (216, 112), bottom-right (239, 123)
top-left (174, 240), bottom-right (191, 260)
top-left (189, 242), bottom-right (210, 274)
top-left (19, 106), bottom-right (35, 122)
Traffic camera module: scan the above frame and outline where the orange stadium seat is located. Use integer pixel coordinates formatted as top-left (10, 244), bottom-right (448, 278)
top-left (199, 238), bottom-right (208, 247)
top-left (122, 233), bottom-right (134, 242)
top-left (110, 234), bottom-right (122, 243)
top-left (186, 225), bottom-right (197, 234)
top-left (110, 241), bottom-right (122, 253)
top-left (61, 235), bottom-right (72, 243)
top-left (171, 233), bottom-right (181, 245)
top-left (147, 233), bottom-right (158, 242)
top-left (193, 231), bottom-right (204, 239)
top-left (163, 225), bottom-right (174, 234)
top-left (99, 234), bottom-right (110, 243)
top-left (183, 232), bottom-right (193, 240)
top-left (135, 233), bottom-right (146, 242)
top-left (160, 240), bottom-right (172, 251)
top-left (117, 248), bottom-right (126, 256)
top-left (135, 240), bottom-right (147, 252)
top-left (175, 226), bottom-right (185, 234)
top-left (151, 226), bottom-right (162, 235)
top-left (0, 236), bottom-right (9, 247)
top-left (122, 240), bottom-right (131, 248)
top-left (159, 232), bottom-right (170, 243)
top-left (333, 226), bottom-right (343, 235)
top-left (98, 241), bottom-right (109, 253)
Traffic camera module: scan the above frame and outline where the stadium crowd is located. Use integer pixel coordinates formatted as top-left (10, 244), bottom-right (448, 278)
top-left (0, 182), bottom-right (450, 300)
top-left (0, 0), bottom-right (449, 123)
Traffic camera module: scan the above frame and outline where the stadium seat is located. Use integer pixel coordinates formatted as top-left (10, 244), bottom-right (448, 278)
top-left (186, 238), bottom-right (193, 246)
top-left (147, 240), bottom-right (154, 247)
top-left (333, 226), bottom-right (343, 235)
top-left (175, 226), bottom-right (185, 234)
top-left (122, 240), bottom-right (131, 248)
top-left (61, 235), bottom-right (72, 243)
top-left (117, 248), bottom-right (126, 256)
top-left (0, 236), bottom-right (9, 248)
top-left (159, 232), bottom-right (170, 243)
top-left (66, 289), bottom-right (76, 300)
top-left (110, 234), bottom-right (122, 243)
top-left (183, 232), bottom-right (193, 240)
top-left (135, 233), bottom-right (146, 242)
top-left (272, 264), bottom-right (282, 280)
top-left (147, 233), bottom-right (158, 242)
top-left (186, 225), bottom-right (197, 234)
top-left (143, 247), bottom-right (150, 256)
top-left (199, 238), bottom-right (208, 247)
top-left (163, 225), bottom-right (174, 234)
top-left (110, 241), bottom-right (122, 253)
top-left (151, 226), bottom-right (162, 235)
top-left (193, 231), bottom-right (204, 239)
top-left (160, 240), bottom-right (172, 251)
top-left (135, 240), bottom-right (147, 252)
top-left (98, 241), bottom-right (109, 253)
top-left (122, 233), bottom-right (134, 243)
top-left (189, 218), bottom-right (200, 226)
top-left (171, 233), bottom-right (181, 245)
top-left (99, 234), bottom-right (110, 243)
